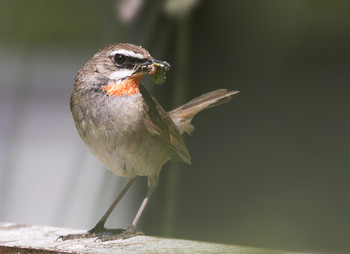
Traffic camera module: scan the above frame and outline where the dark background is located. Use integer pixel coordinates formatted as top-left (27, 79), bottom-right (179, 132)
top-left (0, 1), bottom-right (349, 253)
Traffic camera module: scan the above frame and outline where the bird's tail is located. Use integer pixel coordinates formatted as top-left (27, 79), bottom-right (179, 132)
top-left (168, 89), bottom-right (239, 135)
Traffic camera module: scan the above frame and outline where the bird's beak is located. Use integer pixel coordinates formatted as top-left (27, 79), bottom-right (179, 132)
top-left (150, 58), bottom-right (171, 71)
top-left (139, 58), bottom-right (171, 74)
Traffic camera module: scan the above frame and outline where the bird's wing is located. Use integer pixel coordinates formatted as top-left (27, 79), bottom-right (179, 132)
top-left (140, 84), bottom-right (191, 164)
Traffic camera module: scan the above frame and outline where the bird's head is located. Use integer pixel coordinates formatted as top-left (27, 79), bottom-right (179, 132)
top-left (75, 43), bottom-right (170, 96)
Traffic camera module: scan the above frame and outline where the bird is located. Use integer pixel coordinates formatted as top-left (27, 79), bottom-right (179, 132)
top-left (59, 43), bottom-right (239, 241)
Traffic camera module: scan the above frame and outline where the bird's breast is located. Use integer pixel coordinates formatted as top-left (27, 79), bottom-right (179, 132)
top-left (78, 92), bottom-right (144, 136)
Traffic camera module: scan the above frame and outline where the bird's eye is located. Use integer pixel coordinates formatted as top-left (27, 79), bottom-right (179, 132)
top-left (114, 54), bottom-right (126, 65)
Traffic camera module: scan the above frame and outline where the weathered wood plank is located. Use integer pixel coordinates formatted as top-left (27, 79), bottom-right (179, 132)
top-left (0, 223), bottom-right (305, 254)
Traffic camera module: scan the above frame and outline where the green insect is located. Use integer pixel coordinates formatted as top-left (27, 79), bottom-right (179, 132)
top-left (153, 68), bottom-right (167, 85)
top-left (150, 62), bottom-right (170, 85)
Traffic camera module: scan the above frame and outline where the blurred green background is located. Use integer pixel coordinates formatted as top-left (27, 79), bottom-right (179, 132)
top-left (0, 1), bottom-right (350, 253)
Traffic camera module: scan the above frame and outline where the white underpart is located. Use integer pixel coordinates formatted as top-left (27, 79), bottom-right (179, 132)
top-left (108, 68), bottom-right (135, 80)
top-left (109, 49), bottom-right (146, 60)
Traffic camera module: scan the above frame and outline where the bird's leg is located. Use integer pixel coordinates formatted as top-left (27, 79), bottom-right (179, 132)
top-left (98, 185), bottom-right (155, 241)
top-left (58, 177), bottom-right (137, 241)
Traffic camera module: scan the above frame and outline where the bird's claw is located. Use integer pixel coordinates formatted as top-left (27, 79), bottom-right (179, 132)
top-left (56, 232), bottom-right (96, 241)
top-left (98, 226), bottom-right (143, 242)
top-left (57, 226), bottom-right (142, 242)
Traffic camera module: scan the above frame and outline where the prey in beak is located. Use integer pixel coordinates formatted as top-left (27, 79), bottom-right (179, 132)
top-left (139, 58), bottom-right (170, 85)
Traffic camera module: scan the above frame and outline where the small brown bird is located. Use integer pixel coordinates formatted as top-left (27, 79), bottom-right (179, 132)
top-left (60, 43), bottom-right (238, 241)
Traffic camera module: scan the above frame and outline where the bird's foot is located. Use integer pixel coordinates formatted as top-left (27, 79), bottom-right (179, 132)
top-left (98, 225), bottom-right (143, 242)
top-left (57, 225), bottom-right (142, 241)
top-left (57, 231), bottom-right (97, 241)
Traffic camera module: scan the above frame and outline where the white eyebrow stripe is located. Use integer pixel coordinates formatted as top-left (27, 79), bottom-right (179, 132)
top-left (109, 49), bottom-right (145, 60)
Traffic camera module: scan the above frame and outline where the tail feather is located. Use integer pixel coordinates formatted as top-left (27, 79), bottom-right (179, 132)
top-left (168, 89), bottom-right (239, 134)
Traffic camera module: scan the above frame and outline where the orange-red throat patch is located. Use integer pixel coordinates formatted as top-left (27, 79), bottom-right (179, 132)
top-left (103, 74), bottom-right (142, 96)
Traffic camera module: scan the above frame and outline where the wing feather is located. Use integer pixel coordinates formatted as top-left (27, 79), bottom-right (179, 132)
top-left (140, 84), bottom-right (191, 164)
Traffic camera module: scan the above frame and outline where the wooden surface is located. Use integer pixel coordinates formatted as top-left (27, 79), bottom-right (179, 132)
top-left (0, 222), bottom-right (306, 254)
